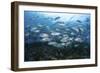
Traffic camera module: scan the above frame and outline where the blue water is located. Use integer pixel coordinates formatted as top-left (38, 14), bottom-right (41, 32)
top-left (24, 11), bottom-right (90, 44)
top-left (24, 11), bottom-right (90, 61)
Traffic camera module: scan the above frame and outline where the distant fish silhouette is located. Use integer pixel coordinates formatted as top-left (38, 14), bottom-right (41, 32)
top-left (25, 33), bottom-right (30, 36)
top-left (85, 18), bottom-right (90, 22)
top-left (41, 37), bottom-right (51, 42)
top-left (72, 27), bottom-right (79, 33)
top-left (31, 27), bottom-right (37, 31)
top-left (34, 30), bottom-right (40, 33)
top-left (51, 32), bottom-right (60, 36)
top-left (55, 16), bottom-right (60, 20)
top-left (76, 20), bottom-right (82, 23)
top-left (58, 21), bottom-right (64, 24)
top-left (75, 38), bottom-right (82, 42)
top-left (55, 21), bottom-right (65, 25)
top-left (38, 24), bottom-right (43, 27)
top-left (48, 42), bottom-right (57, 45)
top-left (40, 33), bottom-right (49, 38)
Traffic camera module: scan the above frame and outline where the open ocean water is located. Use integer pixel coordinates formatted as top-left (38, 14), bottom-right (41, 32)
top-left (24, 11), bottom-right (90, 61)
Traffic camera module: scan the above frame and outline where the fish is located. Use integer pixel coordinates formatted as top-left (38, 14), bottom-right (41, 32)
top-left (60, 37), bottom-right (68, 43)
top-left (51, 32), bottom-right (60, 36)
top-left (55, 21), bottom-right (65, 26)
top-left (70, 32), bottom-right (75, 35)
top-left (56, 21), bottom-right (64, 24)
top-left (85, 18), bottom-right (90, 22)
top-left (72, 27), bottom-right (79, 33)
top-left (61, 43), bottom-right (66, 46)
top-left (41, 38), bottom-right (51, 42)
top-left (75, 38), bottom-right (83, 42)
top-left (76, 20), bottom-right (82, 23)
top-left (74, 44), bottom-right (79, 47)
top-left (38, 24), bottom-right (43, 27)
top-left (65, 42), bottom-right (71, 46)
top-left (40, 33), bottom-right (49, 38)
top-left (25, 33), bottom-right (30, 36)
top-left (31, 27), bottom-right (37, 31)
top-left (58, 23), bottom-right (65, 26)
top-left (55, 16), bottom-right (60, 20)
top-left (48, 42), bottom-right (57, 45)
top-left (34, 30), bottom-right (40, 33)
